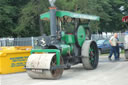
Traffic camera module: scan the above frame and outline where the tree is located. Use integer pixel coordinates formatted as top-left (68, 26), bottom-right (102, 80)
top-left (0, 0), bottom-right (128, 37)
top-left (0, 0), bottom-right (29, 37)
top-left (15, 0), bottom-right (49, 37)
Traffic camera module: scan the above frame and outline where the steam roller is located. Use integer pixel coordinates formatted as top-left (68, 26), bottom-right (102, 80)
top-left (25, 0), bottom-right (100, 79)
top-left (26, 53), bottom-right (64, 79)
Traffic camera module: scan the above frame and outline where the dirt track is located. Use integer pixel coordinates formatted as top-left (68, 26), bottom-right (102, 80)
top-left (1, 54), bottom-right (128, 85)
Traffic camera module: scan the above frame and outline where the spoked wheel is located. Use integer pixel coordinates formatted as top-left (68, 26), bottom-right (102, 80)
top-left (26, 53), bottom-right (64, 80)
top-left (81, 40), bottom-right (99, 70)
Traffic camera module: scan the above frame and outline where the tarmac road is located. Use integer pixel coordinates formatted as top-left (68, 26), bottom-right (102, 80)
top-left (0, 54), bottom-right (128, 85)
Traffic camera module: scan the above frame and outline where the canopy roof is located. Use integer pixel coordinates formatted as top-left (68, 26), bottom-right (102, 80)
top-left (40, 11), bottom-right (100, 21)
top-left (122, 16), bottom-right (128, 22)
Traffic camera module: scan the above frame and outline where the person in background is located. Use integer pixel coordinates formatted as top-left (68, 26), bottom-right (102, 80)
top-left (108, 33), bottom-right (119, 61)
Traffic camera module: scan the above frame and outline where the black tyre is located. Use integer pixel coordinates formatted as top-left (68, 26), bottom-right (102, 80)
top-left (81, 40), bottom-right (99, 70)
top-left (125, 50), bottom-right (128, 59)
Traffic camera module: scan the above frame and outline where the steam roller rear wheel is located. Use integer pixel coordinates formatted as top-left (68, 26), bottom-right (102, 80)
top-left (81, 40), bottom-right (99, 70)
top-left (26, 53), bottom-right (64, 79)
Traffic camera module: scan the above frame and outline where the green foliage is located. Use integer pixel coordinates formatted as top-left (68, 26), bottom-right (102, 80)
top-left (0, 0), bottom-right (128, 37)
top-left (14, 0), bottom-right (49, 37)
top-left (0, 0), bottom-right (17, 37)
top-left (0, 0), bottom-right (29, 37)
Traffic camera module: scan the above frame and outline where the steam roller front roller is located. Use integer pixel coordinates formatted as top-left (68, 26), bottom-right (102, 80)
top-left (26, 53), bottom-right (64, 79)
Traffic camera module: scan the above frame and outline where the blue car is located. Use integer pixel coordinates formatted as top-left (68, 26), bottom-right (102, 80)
top-left (96, 39), bottom-right (111, 54)
top-left (96, 39), bottom-right (124, 54)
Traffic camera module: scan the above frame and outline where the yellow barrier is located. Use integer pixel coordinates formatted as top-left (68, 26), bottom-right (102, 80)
top-left (0, 46), bottom-right (32, 74)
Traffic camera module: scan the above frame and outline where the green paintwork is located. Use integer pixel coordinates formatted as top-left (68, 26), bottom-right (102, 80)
top-left (77, 25), bottom-right (86, 47)
top-left (40, 11), bottom-right (100, 21)
top-left (65, 34), bottom-right (75, 44)
top-left (60, 44), bottom-right (70, 56)
top-left (70, 44), bottom-right (74, 53)
top-left (31, 49), bottom-right (60, 66)
top-left (60, 32), bottom-right (74, 54)
top-left (61, 31), bottom-right (66, 41)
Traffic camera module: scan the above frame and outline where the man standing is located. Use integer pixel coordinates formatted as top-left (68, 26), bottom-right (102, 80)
top-left (108, 33), bottom-right (119, 61)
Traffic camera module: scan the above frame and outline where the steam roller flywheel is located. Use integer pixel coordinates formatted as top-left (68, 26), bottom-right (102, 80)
top-left (26, 53), bottom-right (64, 79)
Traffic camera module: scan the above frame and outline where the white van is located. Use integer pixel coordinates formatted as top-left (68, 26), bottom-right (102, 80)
top-left (122, 16), bottom-right (128, 59)
top-left (124, 33), bottom-right (128, 59)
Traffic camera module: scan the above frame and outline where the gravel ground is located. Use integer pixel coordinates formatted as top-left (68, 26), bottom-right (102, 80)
top-left (0, 54), bottom-right (128, 85)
